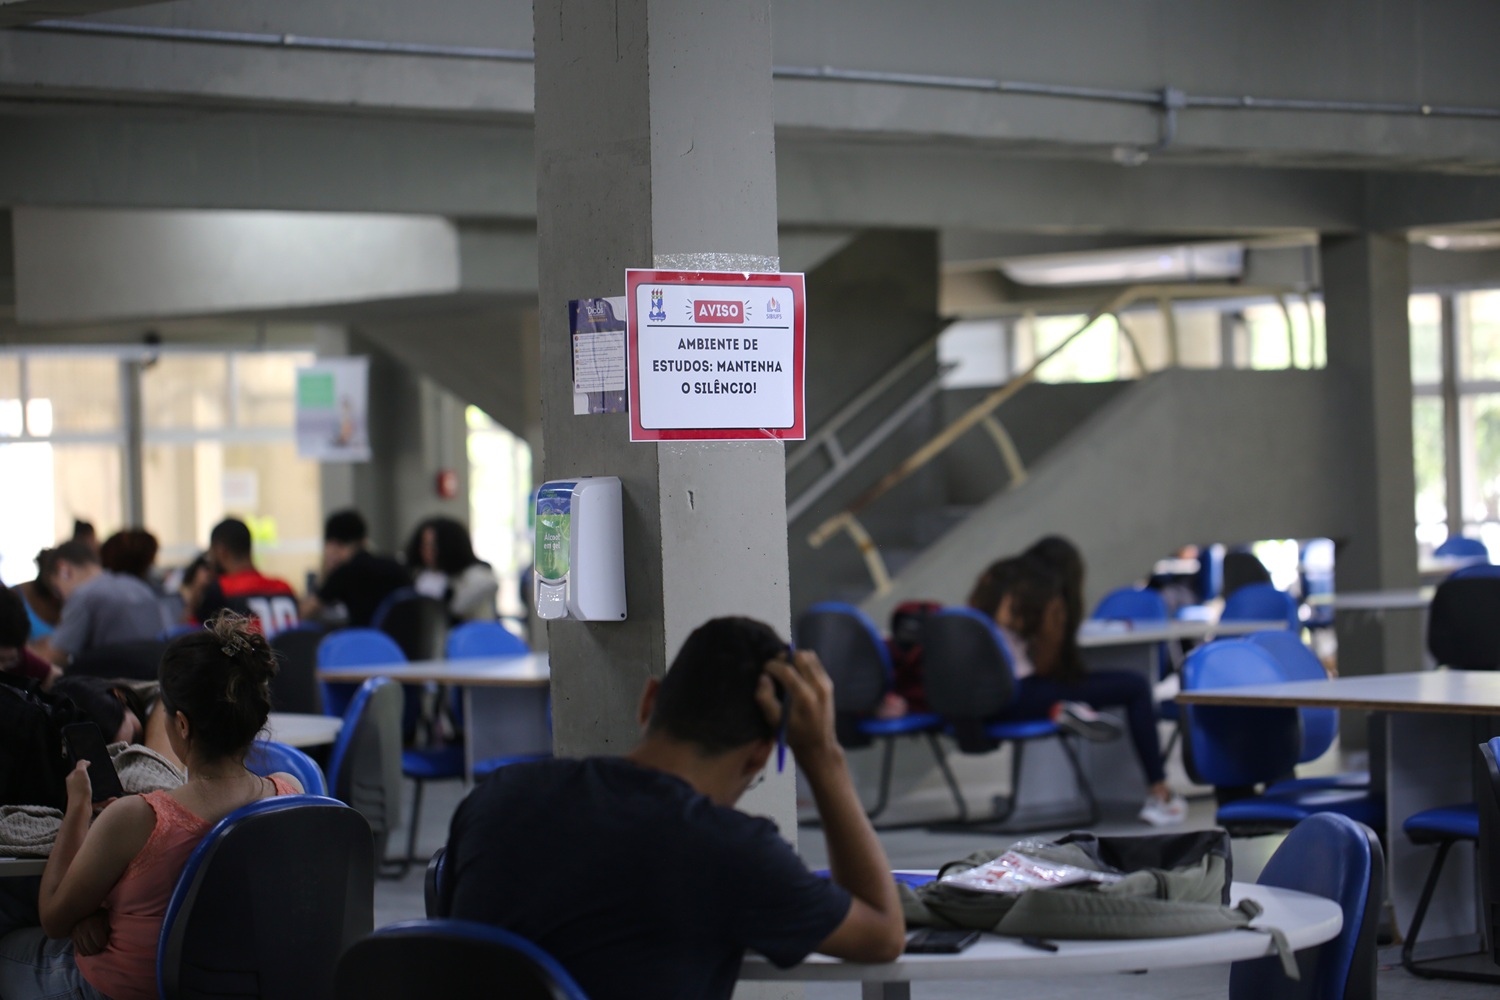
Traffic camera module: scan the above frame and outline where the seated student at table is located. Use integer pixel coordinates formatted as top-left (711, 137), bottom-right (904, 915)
top-left (445, 617), bottom-right (905, 1000)
top-left (40, 540), bottom-right (171, 667)
top-left (0, 614), bottom-right (303, 1000)
top-left (971, 555), bottom-right (1186, 826)
top-left (196, 518), bottom-right (300, 638)
top-left (302, 509), bottom-right (409, 627)
top-left (11, 548), bottom-right (62, 650)
top-left (406, 517), bottom-right (500, 624)
top-left (0, 586), bottom-right (61, 687)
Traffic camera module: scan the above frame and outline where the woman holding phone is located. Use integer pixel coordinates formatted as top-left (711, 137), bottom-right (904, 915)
top-left (0, 614), bottom-right (304, 1000)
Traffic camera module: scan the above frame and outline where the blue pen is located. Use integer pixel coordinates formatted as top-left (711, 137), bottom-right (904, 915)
top-left (776, 643), bottom-right (794, 771)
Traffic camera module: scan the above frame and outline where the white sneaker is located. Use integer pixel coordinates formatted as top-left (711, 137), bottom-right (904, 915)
top-left (1049, 701), bottom-right (1123, 743)
top-left (1138, 792), bottom-right (1188, 827)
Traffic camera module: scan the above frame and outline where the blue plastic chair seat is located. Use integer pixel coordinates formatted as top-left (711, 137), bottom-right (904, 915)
top-left (983, 719), bottom-right (1060, 741)
top-left (858, 713), bottom-right (944, 737)
top-left (472, 753), bottom-right (548, 779)
top-left (1218, 789), bottom-right (1385, 829)
top-left (1264, 771), bottom-right (1371, 797)
top-left (1403, 803), bottom-right (1479, 842)
top-left (402, 745), bottom-right (467, 780)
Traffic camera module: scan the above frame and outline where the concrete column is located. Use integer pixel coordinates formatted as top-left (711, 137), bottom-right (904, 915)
top-left (534, 0), bottom-right (793, 836)
top-left (1319, 234), bottom-right (1422, 690)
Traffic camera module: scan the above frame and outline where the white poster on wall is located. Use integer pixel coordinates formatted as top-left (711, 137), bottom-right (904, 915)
top-left (295, 357), bottom-right (371, 462)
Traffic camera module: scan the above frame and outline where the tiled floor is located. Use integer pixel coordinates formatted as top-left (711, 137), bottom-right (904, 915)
top-left (376, 779), bottom-right (1497, 999)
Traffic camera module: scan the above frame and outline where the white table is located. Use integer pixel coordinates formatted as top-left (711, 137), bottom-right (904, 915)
top-left (740, 882), bottom-right (1342, 999)
top-left (265, 712), bottom-right (344, 749)
top-left (1304, 588), bottom-right (1432, 612)
top-left (1178, 670), bottom-right (1500, 959)
top-left (318, 654), bottom-right (551, 782)
top-left (0, 858), bottom-right (46, 878)
top-left (1078, 618), bottom-right (1290, 648)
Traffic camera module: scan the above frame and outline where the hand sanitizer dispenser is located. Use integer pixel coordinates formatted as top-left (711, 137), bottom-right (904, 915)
top-left (534, 476), bottom-right (627, 621)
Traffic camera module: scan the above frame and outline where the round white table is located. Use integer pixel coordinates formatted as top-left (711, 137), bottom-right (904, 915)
top-left (264, 712), bottom-right (343, 749)
top-left (739, 882), bottom-right (1342, 999)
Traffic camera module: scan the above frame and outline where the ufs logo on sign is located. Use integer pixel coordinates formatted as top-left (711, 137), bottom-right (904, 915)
top-left (693, 300), bottom-right (744, 324)
top-left (765, 296), bottom-right (782, 321)
top-left (648, 289), bottom-right (667, 323)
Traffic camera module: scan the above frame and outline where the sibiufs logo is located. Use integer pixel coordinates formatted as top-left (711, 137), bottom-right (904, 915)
top-left (765, 296), bottom-right (783, 321)
top-left (648, 289), bottom-right (667, 323)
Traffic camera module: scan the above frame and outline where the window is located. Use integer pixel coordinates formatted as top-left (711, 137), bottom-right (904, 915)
top-left (467, 406), bottom-right (532, 619)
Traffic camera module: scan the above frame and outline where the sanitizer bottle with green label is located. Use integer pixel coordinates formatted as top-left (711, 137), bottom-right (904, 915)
top-left (534, 477), bottom-right (626, 621)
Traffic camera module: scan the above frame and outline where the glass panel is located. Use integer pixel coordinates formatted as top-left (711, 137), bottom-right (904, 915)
top-left (1031, 313), bottom-right (1121, 383)
top-left (1459, 290), bottom-right (1500, 382)
top-left (0, 354), bottom-right (19, 438)
top-left (26, 355), bottom-right (121, 434)
top-left (1171, 306), bottom-right (1222, 369)
top-left (1115, 309), bottom-right (1169, 377)
top-left (50, 444), bottom-right (123, 543)
top-left (1409, 294), bottom-right (1443, 386)
top-left (1459, 393), bottom-right (1500, 523)
top-left (143, 440), bottom-right (321, 586)
top-left (468, 406), bottom-right (532, 619)
top-left (938, 320), bottom-right (1008, 388)
top-left (1243, 304), bottom-right (1293, 371)
top-left (235, 351), bottom-right (314, 428)
top-left (1412, 397), bottom-right (1446, 532)
top-left (142, 354), bottom-right (228, 431)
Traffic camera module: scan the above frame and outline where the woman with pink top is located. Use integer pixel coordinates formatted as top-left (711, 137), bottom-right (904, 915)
top-left (0, 614), bottom-right (304, 1000)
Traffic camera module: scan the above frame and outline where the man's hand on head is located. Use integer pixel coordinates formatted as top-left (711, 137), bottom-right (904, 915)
top-left (757, 650), bottom-right (842, 773)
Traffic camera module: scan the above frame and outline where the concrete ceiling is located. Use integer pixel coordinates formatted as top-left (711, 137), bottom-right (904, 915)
top-left (0, 1), bottom-right (170, 28)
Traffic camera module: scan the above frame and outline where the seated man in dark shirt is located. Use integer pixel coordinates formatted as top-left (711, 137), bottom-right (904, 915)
top-left (445, 616), bottom-right (905, 1000)
top-left (301, 509), bottom-right (409, 627)
top-left (196, 517), bottom-right (300, 638)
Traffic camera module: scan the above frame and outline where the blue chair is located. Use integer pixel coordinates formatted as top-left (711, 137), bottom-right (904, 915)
top-left (373, 587), bottom-right (449, 663)
top-left (1480, 738), bottom-right (1500, 973)
top-left (796, 602), bottom-right (965, 823)
top-left (335, 918), bottom-right (589, 1000)
top-left (318, 629), bottom-right (407, 718)
top-left (160, 623), bottom-right (200, 640)
top-left (245, 739), bottom-right (328, 795)
top-left (1428, 575), bottom-right (1500, 671)
top-left (327, 677), bottom-right (404, 871)
top-left (1180, 640), bottom-right (1382, 836)
top-left (1400, 801), bottom-right (1491, 981)
top-left (270, 622), bottom-right (329, 714)
top-left (158, 795), bottom-right (375, 1000)
top-left (1229, 813), bottom-right (1383, 1000)
top-left (922, 607), bottom-right (1097, 830)
top-left (1222, 583), bottom-right (1300, 631)
top-left (1452, 563), bottom-right (1500, 580)
top-left (1435, 535), bottom-right (1489, 560)
top-left (1092, 585), bottom-right (1180, 751)
top-left (398, 622), bottom-right (543, 868)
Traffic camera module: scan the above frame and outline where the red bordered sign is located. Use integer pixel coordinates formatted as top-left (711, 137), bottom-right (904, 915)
top-left (626, 269), bottom-right (806, 442)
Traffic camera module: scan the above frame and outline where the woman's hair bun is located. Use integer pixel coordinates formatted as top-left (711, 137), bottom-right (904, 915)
top-left (203, 611), bottom-right (278, 694)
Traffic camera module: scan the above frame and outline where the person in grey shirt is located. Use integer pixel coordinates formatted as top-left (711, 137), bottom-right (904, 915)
top-left (42, 540), bottom-right (170, 665)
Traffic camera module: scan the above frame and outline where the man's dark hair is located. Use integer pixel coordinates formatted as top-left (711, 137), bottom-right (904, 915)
top-left (209, 518), bottom-right (253, 560)
top-left (647, 617), bottom-right (787, 755)
top-left (52, 539), bottom-right (100, 568)
top-left (0, 586), bottom-right (30, 649)
top-left (325, 509), bottom-right (368, 545)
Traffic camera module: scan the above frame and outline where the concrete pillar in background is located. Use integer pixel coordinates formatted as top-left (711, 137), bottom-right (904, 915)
top-left (533, 0), bottom-right (794, 848)
top-left (1319, 234), bottom-right (1421, 707)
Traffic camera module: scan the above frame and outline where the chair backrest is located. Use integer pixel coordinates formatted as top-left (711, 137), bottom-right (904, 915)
top-left (1090, 585), bottom-right (1169, 622)
top-left (1222, 583), bottom-right (1300, 630)
top-left (375, 589), bottom-right (449, 662)
top-left (327, 677), bottom-right (403, 859)
top-left (318, 629), bottom-right (406, 718)
top-left (158, 795), bottom-right (375, 1000)
top-left (446, 620), bottom-right (530, 659)
top-left (270, 624), bottom-right (328, 714)
top-left (1480, 737), bottom-right (1500, 967)
top-left (425, 846), bottom-right (449, 918)
top-left (336, 918), bottom-right (588, 1000)
top-left (1428, 576), bottom-right (1500, 669)
top-left (67, 639), bottom-right (168, 680)
top-left (1230, 813), bottom-right (1383, 1000)
top-left (1453, 562), bottom-right (1500, 580)
top-left (795, 602), bottom-right (892, 716)
top-left (1436, 535), bottom-right (1490, 560)
top-left (245, 739), bottom-right (328, 796)
top-left (920, 606), bottom-right (1016, 720)
top-left (1180, 639), bottom-right (1302, 787)
top-left (1245, 630), bottom-right (1337, 764)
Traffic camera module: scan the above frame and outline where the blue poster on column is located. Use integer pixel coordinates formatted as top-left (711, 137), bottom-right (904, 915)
top-left (569, 296), bottom-right (628, 415)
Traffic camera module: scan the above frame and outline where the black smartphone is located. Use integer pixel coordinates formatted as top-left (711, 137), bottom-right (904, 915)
top-left (61, 722), bottom-right (127, 802)
top-left (905, 928), bottom-right (981, 954)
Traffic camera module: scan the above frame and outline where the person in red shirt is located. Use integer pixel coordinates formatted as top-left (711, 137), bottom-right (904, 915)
top-left (195, 519), bottom-right (299, 638)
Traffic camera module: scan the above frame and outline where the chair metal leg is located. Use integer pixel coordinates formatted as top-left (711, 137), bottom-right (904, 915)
top-left (990, 741), bottom-right (1025, 824)
top-left (866, 738), bottom-right (897, 821)
top-left (1161, 722), bottom-right (1181, 760)
top-left (925, 732), bottom-right (968, 824)
top-left (1056, 734), bottom-right (1100, 826)
top-left (405, 777), bottom-right (426, 865)
top-left (1402, 839), bottom-right (1500, 983)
